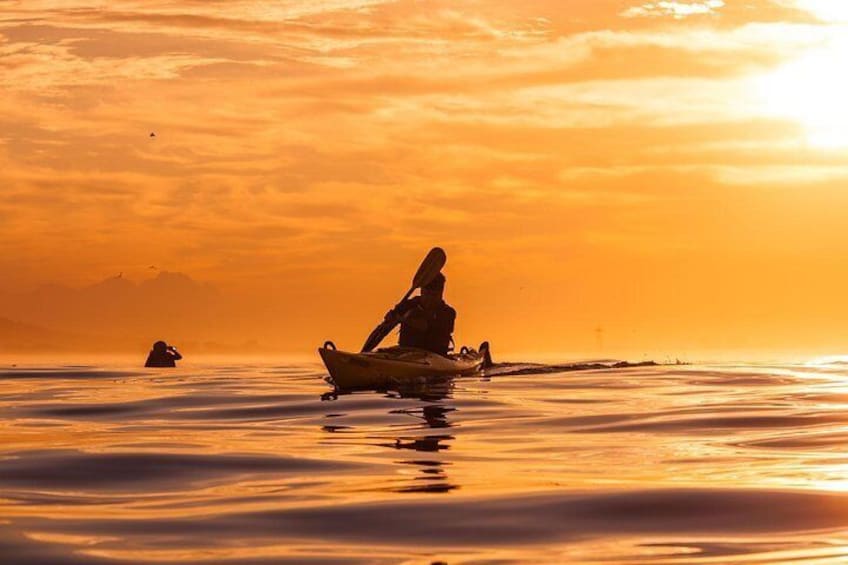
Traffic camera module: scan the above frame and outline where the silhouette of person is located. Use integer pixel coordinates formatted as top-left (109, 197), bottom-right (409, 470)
top-left (385, 273), bottom-right (455, 356)
top-left (145, 341), bottom-right (182, 367)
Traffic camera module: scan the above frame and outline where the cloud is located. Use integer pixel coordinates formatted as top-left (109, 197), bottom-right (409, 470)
top-left (1, 0), bottom-right (847, 358)
top-left (622, 1), bottom-right (725, 19)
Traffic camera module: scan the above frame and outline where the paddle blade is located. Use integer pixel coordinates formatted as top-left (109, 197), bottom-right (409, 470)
top-left (411, 247), bottom-right (447, 290)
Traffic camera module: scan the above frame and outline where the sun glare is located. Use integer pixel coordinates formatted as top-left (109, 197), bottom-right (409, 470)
top-left (756, 36), bottom-right (848, 148)
top-left (795, 0), bottom-right (848, 22)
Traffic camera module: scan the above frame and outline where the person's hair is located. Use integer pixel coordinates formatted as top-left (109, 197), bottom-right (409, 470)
top-left (153, 341), bottom-right (167, 352)
top-left (423, 273), bottom-right (446, 293)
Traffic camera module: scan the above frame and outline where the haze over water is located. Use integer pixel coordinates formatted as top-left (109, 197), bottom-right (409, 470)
top-left (6, 358), bottom-right (848, 563)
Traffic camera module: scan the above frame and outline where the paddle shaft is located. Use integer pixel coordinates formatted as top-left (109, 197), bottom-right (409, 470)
top-left (360, 291), bottom-right (409, 353)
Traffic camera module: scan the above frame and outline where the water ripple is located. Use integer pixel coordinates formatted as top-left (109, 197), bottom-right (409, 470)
top-left (3, 361), bottom-right (848, 563)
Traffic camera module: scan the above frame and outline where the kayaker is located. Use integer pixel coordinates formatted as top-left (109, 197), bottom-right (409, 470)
top-left (144, 340), bottom-right (182, 367)
top-left (385, 273), bottom-right (455, 356)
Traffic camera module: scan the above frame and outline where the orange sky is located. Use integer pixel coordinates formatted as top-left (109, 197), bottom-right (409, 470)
top-left (2, 0), bottom-right (848, 358)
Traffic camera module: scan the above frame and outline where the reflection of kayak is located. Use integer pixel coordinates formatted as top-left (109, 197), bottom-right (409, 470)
top-left (319, 342), bottom-right (489, 390)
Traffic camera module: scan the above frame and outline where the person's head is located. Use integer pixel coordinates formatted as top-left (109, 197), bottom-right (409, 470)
top-left (152, 340), bottom-right (168, 353)
top-left (421, 273), bottom-right (445, 307)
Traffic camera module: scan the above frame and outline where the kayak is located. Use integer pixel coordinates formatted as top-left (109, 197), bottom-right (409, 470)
top-left (319, 341), bottom-right (489, 390)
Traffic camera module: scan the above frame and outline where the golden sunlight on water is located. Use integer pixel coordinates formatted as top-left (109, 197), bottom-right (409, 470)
top-left (5, 360), bottom-right (848, 562)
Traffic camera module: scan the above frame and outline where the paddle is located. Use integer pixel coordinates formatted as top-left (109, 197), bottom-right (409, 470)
top-left (361, 247), bottom-right (447, 352)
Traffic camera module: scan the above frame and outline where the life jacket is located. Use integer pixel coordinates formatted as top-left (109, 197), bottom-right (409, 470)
top-left (397, 297), bottom-right (456, 356)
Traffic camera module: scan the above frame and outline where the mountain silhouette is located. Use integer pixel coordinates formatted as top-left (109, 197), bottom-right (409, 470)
top-left (0, 316), bottom-right (83, 352)
top-left (0, 272), bottom-right (225, 352)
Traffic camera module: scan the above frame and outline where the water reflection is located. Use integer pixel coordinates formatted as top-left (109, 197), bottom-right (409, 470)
top-left (9, 362), bottom-right (848, 563)
top-left (391, 404), bottom-right (455, 429)
top-left (323, 378), bottom-right (460, 494)
top-left (395, 458), bottom-right (457, 494)
top-left (391, 383), bottom-right (459, 493)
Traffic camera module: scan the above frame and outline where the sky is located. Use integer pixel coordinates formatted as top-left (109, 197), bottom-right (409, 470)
top-left (2, 0), bottom-right (848, 358)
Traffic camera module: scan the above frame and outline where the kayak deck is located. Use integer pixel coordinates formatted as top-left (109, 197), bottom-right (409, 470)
top-left (319, 343), bottom-right (488, 390)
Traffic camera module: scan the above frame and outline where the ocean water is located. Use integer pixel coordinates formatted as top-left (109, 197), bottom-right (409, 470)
top-left (4, 358), bottom-right (848, 563)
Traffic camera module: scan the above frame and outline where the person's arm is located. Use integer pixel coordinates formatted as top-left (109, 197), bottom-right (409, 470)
top-left (385, 298), bottom-right (417, 324)
top-left (392, 298), bottom-right (430, 330)
top-left (168, 347), bottom-right (182, 361)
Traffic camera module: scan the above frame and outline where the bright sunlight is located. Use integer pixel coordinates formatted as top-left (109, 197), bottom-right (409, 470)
top-left (795, 0), bottom-right (848, 23)
top-left (757, 35), bottom-right (848, 148)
